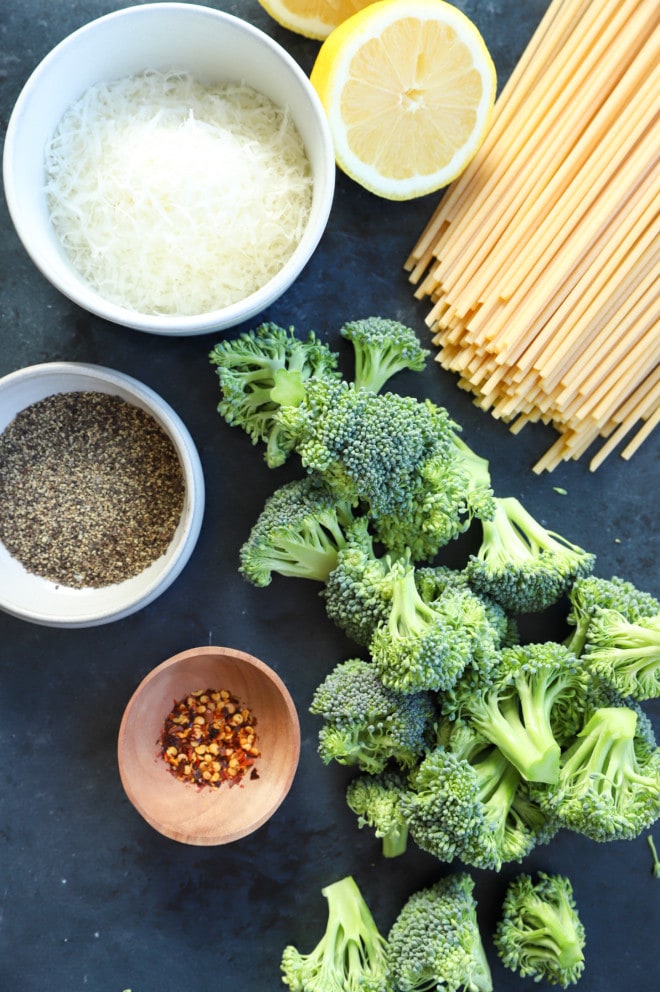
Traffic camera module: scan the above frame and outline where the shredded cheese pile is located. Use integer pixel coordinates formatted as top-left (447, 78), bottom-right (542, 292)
top-left (45, 70), bottom-right (314, 315)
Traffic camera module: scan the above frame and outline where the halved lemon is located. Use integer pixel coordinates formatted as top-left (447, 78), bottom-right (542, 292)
top-left (310, 0), bottom-right (497, 200)
top-left (257, 0), bottom-right (379, 40)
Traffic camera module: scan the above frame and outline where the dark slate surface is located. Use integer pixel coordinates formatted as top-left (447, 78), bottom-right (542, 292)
top-left (0, 2), bottom-right (658, 990)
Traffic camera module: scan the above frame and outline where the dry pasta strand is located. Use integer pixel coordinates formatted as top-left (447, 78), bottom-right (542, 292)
top-left (407, 0), bottom-right (659, 472)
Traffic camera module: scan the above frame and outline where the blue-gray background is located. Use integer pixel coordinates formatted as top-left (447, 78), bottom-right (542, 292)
top-left (0, 2), bottom-right (657, 989)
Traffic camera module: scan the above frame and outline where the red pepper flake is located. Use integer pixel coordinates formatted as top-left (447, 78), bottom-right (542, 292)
top-left (159, 688), bottom-right (260, 789)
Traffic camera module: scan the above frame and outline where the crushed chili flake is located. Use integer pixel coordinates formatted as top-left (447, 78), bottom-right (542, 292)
top-left (159, 688), bottom-right (260, 789)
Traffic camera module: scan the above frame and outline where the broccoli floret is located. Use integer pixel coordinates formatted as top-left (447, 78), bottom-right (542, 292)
top-left (387, 873), bottom-right (493, 992)
top-left (582, 608), bottom-right (660, 701)
top-left (370, 555), bottom-right (477, 694)
top-left (340, 316), bottom-right (430, 393)
top-left (346, 768), bottom-right (411, 858)
top-left (417, 566), bottom-right (520, 650)
top-left (277, 377), bottom-right (461, 519)
top-left (565, 573), bottom-right (660, 656)
top-left (465, 496), bottom-right (595, 614)
top-left (210, 322), bottom-right (340, 467)
top-left (321, 517), bottom-right (394, 647)
top-left (239, 476), bottom-right (356, 586)
top-left (494, 872), bottom-right (585, 988)
top-left (415, 565), bottom-right (515, 676)
top-left (401, 720), bottom-right (556, 870)
top-left (442, 642), bottom-right (591, 784)
top-left (309, 658), bottom-right (437, 774)
top-left (281, 874), bottom-right (392, 992)
top-left (534, 705), bottom-right (660, 842)
top-left (372, 435), bottom-right (496, 562)
top-left (400, 721), bottom-right (490, 865)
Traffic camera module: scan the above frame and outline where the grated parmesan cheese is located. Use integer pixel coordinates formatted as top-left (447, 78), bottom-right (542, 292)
top-left (45, 70), bottom-right (314, 316)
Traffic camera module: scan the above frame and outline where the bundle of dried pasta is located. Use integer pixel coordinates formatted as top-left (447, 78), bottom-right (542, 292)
top-left (405, 0), bottom-right (658, 473)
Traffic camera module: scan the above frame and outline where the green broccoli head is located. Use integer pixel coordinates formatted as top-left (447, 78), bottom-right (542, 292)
top-left (416, 565), bottom-right (516, 677)
top-left (416, 566), bottom-right (520, 654)
top-left (399, 722), bottom-right (488, 866)
top-left (465, 496), bottom-right (596, 614)
top-left (401, 720), bottom-right (556, 871)
top-left (309, 657), bottom-right (437, 774)
top-left (494, 872), bottom-right (586, 989)
top-left (372, 435), bottom-right (496, 562)
top-left (442, 642), bottom-right (591, 784)
top-left (534, 705), bottom-right (660, 842)
top-left (210, 322), bottom-right (341, 467)
top-left (340, 316), bottom-right (430, 393)
top-left (346, 768), bottom-right (411, 858)
top-left (321, 517), bottom-right (394, 647)
top-left (370, 556), bottom-right (475, 694)
top-left (565, 573), bottom-right (660, 656)
top-left (387, 873), bottom-right (493, 992)
top-left (239, 476), bottom-right (356, 586)
top-left (277, 378), bottom-right (460, 518)
top-left (582, 608), bottom-right (660, 701)
top-left (281, 875), bottom-right (392, 992)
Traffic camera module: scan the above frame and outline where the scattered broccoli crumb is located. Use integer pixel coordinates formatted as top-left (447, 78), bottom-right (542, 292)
top-left (647, 834), bottom-right (660, 878)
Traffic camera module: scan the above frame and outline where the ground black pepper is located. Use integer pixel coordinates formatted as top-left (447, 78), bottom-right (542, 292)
top-left (0, 390), bottom-right (185, 587)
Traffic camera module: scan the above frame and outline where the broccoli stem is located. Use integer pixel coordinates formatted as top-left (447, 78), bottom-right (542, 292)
top-left (477, 505), bottom-right (515, 562)
top-left (382, 823), bottom-right (409, 859)
top-left (475, 687), bottom-right (561, 784)
top-left (475, 747), bottom-right (522, 843)
top-left (270, 367), bottom-right (307, 407)
top-left (516, 899), bottom-right (584, 973)
top-left (389, 563), bottom-right (437, 638)
top-left (502, 497), bottom-right (584, 557)
top-left (647, 835), bottom-right (660, 878)
top-left (559, 707), bottom-right (639, 803)
top-left (321, 876), bottom-right (386, 977)
top-left (270, 538), bottom-right (339, 581)
top-left (451, 435), bottom-right (492, 492)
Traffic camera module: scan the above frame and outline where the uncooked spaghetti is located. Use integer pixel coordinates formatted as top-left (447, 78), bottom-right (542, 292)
top-left (406, 0), bottom-right (658, 472)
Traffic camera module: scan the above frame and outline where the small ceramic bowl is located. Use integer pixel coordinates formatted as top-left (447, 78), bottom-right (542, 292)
top-left (0, 362), bottom-right (204, 628)
top-left (3, 3), bottom-right (335, 336)
top-left (117, 646), bottom-right (301, 845)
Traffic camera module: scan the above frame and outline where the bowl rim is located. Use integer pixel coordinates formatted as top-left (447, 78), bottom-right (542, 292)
top-left (117, 645), bottom-right (302, 844)
top-left (0, 361), bottom-right (205, 627)
top-left (2, 2), bottom-right (336, 336)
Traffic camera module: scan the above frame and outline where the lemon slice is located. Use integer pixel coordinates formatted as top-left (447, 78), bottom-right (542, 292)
top-left (310, 0), bottom-right (497, 200)
top-left (257, 0), bottom-right (379, 40)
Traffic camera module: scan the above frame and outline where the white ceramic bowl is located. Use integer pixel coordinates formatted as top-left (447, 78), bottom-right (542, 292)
top-left (3, 3), bottom-right (335, 336)
top-left (0, 362), bottom-right (205, 627)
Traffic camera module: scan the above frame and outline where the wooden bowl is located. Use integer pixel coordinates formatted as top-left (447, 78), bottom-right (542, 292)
top-left (117, 646), bottom-right (300, 845)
